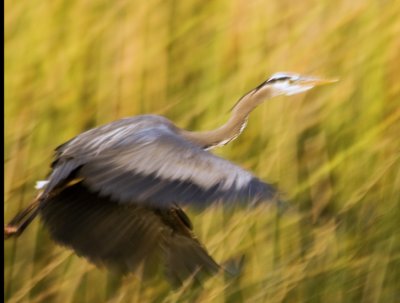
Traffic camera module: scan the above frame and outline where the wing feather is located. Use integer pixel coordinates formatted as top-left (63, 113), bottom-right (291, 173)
top-left (49, 116), bottom-right (279, 208)
top-left (40, 183), bottom-right (220, 283)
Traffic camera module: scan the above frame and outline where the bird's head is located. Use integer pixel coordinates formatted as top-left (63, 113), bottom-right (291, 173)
top-left (262, 72), bottom-right (338, 96)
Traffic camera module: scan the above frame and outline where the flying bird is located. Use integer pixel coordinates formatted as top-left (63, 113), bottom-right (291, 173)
top-left (4, 72), bottom-right (336, 286)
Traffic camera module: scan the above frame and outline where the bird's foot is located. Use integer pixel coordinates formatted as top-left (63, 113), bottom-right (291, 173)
top-left (4, 224), bottom-right (19, 239)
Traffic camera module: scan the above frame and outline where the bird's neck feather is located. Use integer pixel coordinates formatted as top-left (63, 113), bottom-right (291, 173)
top-left (181, 85), bottom-right (273, 149)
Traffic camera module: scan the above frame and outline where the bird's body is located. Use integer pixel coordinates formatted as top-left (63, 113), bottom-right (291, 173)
top-left (36, 114), bottom-right (276, 285)
top-left (5, 72), bottom-right (336, 286)
top-left (45, 114), bottom-right (275, 208)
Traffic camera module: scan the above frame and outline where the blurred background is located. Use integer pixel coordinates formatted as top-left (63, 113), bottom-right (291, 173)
top-left (4, 0), bottom-right (400, 302)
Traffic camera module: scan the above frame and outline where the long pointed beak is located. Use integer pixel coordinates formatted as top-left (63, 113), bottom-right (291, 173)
top-left (300, 77), bottom-right (339, 86)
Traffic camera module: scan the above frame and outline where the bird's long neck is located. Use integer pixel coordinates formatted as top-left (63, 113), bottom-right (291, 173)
top-left (181, 83), bottom-right (274, 149)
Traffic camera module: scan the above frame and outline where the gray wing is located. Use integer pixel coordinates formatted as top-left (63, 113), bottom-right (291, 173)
top-left (45, 119), bottom-right (279, 208)
top-left (40, 183), bottom-right (220, 284)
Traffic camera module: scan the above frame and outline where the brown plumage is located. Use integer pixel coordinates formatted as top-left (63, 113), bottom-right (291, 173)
top-left (4, 72), bottom-right (335, 286)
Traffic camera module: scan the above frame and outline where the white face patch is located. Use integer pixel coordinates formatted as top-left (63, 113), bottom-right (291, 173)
top-left (270, 81), bottom-right (315, 96)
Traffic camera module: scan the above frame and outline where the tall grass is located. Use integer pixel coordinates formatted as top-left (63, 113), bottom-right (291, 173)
top-left (4, 0), bottom-right (400, 302)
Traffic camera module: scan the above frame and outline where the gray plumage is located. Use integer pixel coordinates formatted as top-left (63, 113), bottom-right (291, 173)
top-left (47, 115), bottom-right (277, 208)
top-left (40, 183), bottom-right (220, 286)
top-left (37, 114), bottom-right (277, 285)
top-left (5, 72), bottom-right (335, 286)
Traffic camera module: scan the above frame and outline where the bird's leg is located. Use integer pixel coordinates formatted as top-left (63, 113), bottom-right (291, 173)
top-left (4, 197), bottom-right (41, 239)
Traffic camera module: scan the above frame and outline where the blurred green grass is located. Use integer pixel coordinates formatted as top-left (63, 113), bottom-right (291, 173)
top-left (4, 0), bottom-right (400, 302)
